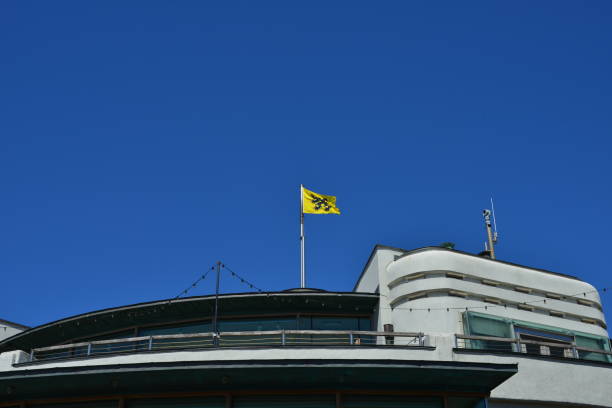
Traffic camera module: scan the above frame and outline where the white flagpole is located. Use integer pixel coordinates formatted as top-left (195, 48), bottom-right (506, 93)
top-left (300, 184), bottom-right (305, 288)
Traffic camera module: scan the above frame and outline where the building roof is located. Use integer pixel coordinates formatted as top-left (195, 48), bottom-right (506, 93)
top-left (0, 318), bottom-right (30, 331)
top-left (353, 245), bottom-right (582, 291)
top-left (0, 291), bottom-right (378, 353)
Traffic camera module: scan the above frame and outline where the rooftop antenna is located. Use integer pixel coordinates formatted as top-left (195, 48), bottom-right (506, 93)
top-left (482, 198), bottom-right (499, 259)
top-left (490, 197), bottom-right (499, 244)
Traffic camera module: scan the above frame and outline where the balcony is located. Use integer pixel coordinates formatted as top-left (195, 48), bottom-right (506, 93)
top-left (455, 334), bottom-right (612, 363)
top-left (26, 330), bottom-right (426, 362)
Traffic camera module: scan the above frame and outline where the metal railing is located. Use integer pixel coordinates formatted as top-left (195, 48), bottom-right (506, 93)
top-left (455, 334), bottom-right (612, 363)
top-left (29, 330), bottom-right (426, 362)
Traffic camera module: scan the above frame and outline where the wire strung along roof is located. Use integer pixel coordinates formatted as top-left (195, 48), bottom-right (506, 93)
top-left (0, 291), bottom-right (379, 353)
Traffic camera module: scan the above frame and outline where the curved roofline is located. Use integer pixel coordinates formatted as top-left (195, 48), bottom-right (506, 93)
top-left (0, 290), bottom-right (378, 349)
top-left (353, 245), bottom-right (582, 291)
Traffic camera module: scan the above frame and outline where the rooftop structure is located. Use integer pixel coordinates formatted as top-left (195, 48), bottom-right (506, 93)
top-left (0, 319), bottom-right (29, 343)
top-left (0, 245), bottom-right (610, 408)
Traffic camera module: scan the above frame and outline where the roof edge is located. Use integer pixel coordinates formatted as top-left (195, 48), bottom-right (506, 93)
top-left (353, 244), bottom-right (408, 291)
top-left (0, 318), bottom-right (30, 331)
top-left (353, 245), bottom-right (582, 292)
top-left (0, 291), bottom-right (379, 349)
top-left (396, 246), bottom-right (582, 281)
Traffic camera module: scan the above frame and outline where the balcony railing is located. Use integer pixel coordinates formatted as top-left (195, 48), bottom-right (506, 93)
top-left (28, 330), bottom-right (426, 362)
top-left (455, 334), bottom-right (612, 363)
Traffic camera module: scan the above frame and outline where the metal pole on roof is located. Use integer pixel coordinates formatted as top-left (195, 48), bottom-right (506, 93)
top-left (483, 210), bottom-right (496, 259)
top-left (300, 184), bottom-right (305, 288)
top-left (213, 261), bottom-right (221, 340)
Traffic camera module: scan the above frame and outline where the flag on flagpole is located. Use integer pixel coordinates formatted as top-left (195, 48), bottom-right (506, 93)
top-left (302, 187), bottom-right (341, 214)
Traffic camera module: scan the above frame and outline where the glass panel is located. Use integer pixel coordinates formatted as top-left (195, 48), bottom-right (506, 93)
top-left (298, 316), bottom-right (312, 330)
top-left (312, 317), bottom-right (359, 330)
top-left (465, 313), bottom-right (512, 352)
top-left (342, 395), bottom-right (442, 408)
top-left (33, 349), bottom-right (72, 361)
top-left (91, 339), bottom-right (149, 355)
top-left (468, 314), bottom-right (511, 337)
top-left (233, 395), bottom-right (335, 408)
top-left (518, 333), bottom-right (572, 358)
top-left (139, 322), bottom-right (213, 349)
top-left (218, 318), bottom-right (296, 347)
top-left (447, 397), bottom-right (486, 408)
top-left (31, 402), bottom-right (117, 408)
top-left (358, 318), bottom-right (371, 331)
top-left (308, 317), bottom-right (359, 345)
top-left (88, 330), bottom-right (135, 341)
top-left (575, 335), bottom-right (610, 362)
top-left (139, 322), bottom-right (212, 336)
top-left (128, 397), bottom-right (225, 408)
top-left (514, 327), bottom-right (573, 342)
top-left (219, 317), bottom-right (297, 331)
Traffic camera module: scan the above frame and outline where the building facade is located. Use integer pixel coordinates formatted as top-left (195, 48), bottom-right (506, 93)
top-left (0, 246), bottom-right (610, 407)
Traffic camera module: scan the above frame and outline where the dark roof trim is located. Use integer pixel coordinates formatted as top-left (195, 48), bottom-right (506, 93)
top-left (0, 318), bottom-right (30, 331)
top-left (354, 245), bottom-right (581, 291)
top-left (0, 359), bottom-right (518, 380)
top-left (0, 291), bottom-right (378, 348)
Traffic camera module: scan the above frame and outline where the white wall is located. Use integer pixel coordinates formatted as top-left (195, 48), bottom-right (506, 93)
top-left (0, 324), bottom-right (24, 342)
top-left (380, 248), bottom-right (607, 337)
top-left (2, 337), bottom-right (610, 407)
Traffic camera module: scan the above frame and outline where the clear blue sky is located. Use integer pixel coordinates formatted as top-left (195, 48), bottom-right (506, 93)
top-left (1, 1), bottom-right (611, 332)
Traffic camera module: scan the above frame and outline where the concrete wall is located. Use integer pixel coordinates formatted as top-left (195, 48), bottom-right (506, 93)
top-left (0, 324), bottom-right (24, 342)
top-left (361, 247), bottom-right (607, 338)
top-left (353, 247), bottom-right (612, 407)
top-left (2, 337), bottom-right (610, 407)
top-left (355, 247), bottom-right (404, 332)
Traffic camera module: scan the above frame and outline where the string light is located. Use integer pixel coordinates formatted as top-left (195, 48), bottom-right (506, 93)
top-left (169, 261), bottom-right (610, 318)
top-left (171, 266), bottom-right (215, 301)
top-left (382, 286), bottom-right (612, 312)
top-left (221, 263), bottom-right (264, 293)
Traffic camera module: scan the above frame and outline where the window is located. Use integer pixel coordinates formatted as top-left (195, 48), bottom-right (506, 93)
top-left (514, 327), bottom-right (574, 358)
top-left (464, 312), bottom-right (513, 352)
top-left (31, 403), bottom-right (117, 408)
top-left (342, 395), bottom-right (442, 408)
top-left (128, 398), bottom-right (225, 408)
top-left (233, 395), bottom-right (336, 408)
top-left (447, 398), bottom-right (487, 408)
top-left (575, 335), bottom-right (611, 362)
top-left (464, 311), bottom-right (611, 361)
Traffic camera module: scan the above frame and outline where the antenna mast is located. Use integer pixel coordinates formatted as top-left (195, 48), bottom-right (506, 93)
top-left (490, 197), bottom-right (499, 244)
top-left (483, 198), bottom-right (499, 259)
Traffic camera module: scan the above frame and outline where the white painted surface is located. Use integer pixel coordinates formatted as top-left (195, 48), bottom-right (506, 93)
top-left (2, 338), bottom-right (610, 407)
top-left (0, 247), bottom-right (610, 407)
top-left (365, 248), bottom-right (607, 336)
top-left (356, 247), bottom-right (612, 407)
top-left (0, 324), bottom-right (23, 342)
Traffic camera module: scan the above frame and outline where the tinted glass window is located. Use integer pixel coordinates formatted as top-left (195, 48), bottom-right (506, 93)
top-left (233, 395), bottom-right (335, 408)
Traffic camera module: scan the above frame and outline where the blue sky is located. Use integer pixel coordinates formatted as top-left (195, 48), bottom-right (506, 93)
top-left (1, 1), bottom-right (611, 331)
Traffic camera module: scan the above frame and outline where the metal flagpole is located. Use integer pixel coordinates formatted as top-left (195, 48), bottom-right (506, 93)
top-left (300, 184), bottom-right (305, 288)
top-left (213, 260), bottom-right (221, 344)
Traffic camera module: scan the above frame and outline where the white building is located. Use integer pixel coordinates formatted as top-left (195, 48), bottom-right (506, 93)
top-left (0, 245), bottom-right (610, 408)
top-left (0, 319), bottom-right (28, 343)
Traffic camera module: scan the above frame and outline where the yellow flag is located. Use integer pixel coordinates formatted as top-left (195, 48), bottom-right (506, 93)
top-left (302, 187), bottom-right (341, 214)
